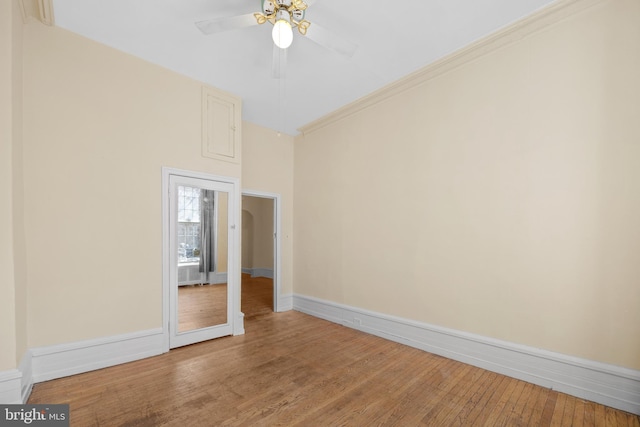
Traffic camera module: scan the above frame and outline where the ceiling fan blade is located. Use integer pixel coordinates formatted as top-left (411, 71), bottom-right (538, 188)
top-left (195, 13), bottom-right (258, 35)
top-left (272, 44), bottom-right (287, 79)
top-left (304, 23), bottom-right (358, 58)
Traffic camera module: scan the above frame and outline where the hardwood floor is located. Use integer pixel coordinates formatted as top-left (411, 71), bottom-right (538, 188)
top-left (178, 273), bottom-right (274, 331)
top-left (178, 284), bottom-right (227, 332)
top-left (241, 274), bottom-right (273, 320)
top-left (29, 278), bottom-right (639, 426)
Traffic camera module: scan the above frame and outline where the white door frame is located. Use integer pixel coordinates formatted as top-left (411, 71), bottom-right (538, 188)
top-left (162, 167), bottom-right (244, 352)
top-left (242, 190), bottom-right (282, 313)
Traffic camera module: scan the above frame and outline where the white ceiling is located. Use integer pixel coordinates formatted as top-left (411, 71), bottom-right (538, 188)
top-left (52, 0), bottom-right (557, 135)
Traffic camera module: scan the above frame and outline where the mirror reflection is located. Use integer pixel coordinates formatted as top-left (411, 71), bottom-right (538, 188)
top-left (176, 185), bottom-right (229, 332)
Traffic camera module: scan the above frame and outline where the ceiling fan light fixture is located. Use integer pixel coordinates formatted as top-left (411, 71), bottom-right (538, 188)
top-left (254, 12), bottom-right (267, 25)
top-left (297, 20), bottom-right (310, 35)
top-left (272, 19), bottom-right (293, 49)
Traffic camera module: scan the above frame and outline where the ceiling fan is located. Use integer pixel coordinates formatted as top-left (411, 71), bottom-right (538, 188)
top-left (195, 0), bottom-right (357, 77)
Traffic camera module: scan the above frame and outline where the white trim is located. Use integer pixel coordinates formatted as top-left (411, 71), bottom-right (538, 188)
top-left (241, 190), bottom-right (282, 313)
top-left (19, 352), bottom-right (32, 403)
top-left (0, 369), bottom-right (22, 404)
top-left (213, 191), bottom-right (220, 274)
top-left (293, 294), bottom-right (640, 415)
top-left (37, 0), bottom-right (54, 26)
top-left (168, 175), bottom-right (234, 347)
top-left (235, 311), bottom-right (245, 336)
top-left (7, 329), bottom-right (163, 403)
top-left (19, 0), bottom-right (29, 23)
top-left (212, 271), bottom-right (228, 284)
top-left (252, 268), bottom-right (273, 279)
top-left (29, 328), bottom-right (164, 384)
top-left (201, 86), bottom-right (242, 164)
top-left (230, 178), bottom-right (243, 336)
top-left (162, 167), bottom-right (244, 351)
top-left (242, 268), bottom-right (273, 279)
top-left (277, 294), bottom-right (293, 312)
top-left (162, 169), bottom-right (171, 352)
top-left (298, 0), bottom-right (605, 135)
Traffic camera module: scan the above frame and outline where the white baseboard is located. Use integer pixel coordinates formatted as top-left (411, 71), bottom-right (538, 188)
top-left (29, 328), bottom-right (164, 384)
top-left (242, 268), bottom-right (274, 279)
top-left (212, 272), bottom-right (227, 284)
top-left (234, 311), bottom-right (245, 336)
top-left (277, 294), bottom-right (293, 312)
top-left (19, 351), bottom-right (32, 403)
top-left (0, 369), bottom-right (22, 404)
top-left (252, 268), bottom-right (273, 279)
top-left (293, 294), bottom-right (640, 415)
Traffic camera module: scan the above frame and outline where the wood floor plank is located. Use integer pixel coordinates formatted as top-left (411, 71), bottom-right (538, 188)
top-left (281, 345), bottom-right (407, 426)
top-left (538, 388), bottom-right (559, 425)
top-left (573, 398), bottom-right (586, 426)
top-left (449, 370), bottom-right (500, 425)
top-left (481, 376), bottom-right (522, 426)
top-left (550, 392), bottom-right (568, 426)
top-left (606, 405), bottom-right (621, 426)
top-left (594, 402), bottom-right (608, 426)
top-left (584, 400), bottom-right (597, 427)
top-left (178, 283), bottom-right (227, 331)
top-left (27, 276), bottom-right (640, 426)
top-left (414, 363), bottom-right (475, 424)
top-left (287, 349), bottom-right (426, 426)
top-left (461, 373), bottom-right (510, 425)
top-left (505, 381), bottom-right (538, 425)
top-left (518, 382), bottom-right (544, 425)
top-left (423, 367), bottom-right (489, 425)
top-left (561, 393), bottom-right (576, 426)
top-left (492, 378), bottom-right (529, 425)
top-left (371, 355), bottom-right (454, 426)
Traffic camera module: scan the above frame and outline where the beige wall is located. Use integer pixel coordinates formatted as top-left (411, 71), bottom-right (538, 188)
top-left (242, 196), bottom-right (274, 270)
top-left (294, 0), bottom-right (640, 370)
top-left (21, 23), bottom-right (240, 348)
top-left (12, 0), bottom-right (28, 367)
top-left (242, 122), bottom-right (294, 294)
top-left (0, 0), bottom-right (17, 371)
top-left (0, 0), bottom-right (27, 371)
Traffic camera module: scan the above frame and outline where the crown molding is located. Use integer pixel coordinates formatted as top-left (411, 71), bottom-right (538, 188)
top-left (19, 0), bottom-right (29, 24)
top-left (298, 0), bottom-right (606, 136)
top-left (19, 0), bottom-right (54, 26)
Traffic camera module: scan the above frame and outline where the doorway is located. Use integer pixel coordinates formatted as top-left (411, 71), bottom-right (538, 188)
top-left (242, 190), bottom-right (281, 314)
top-left (162, 168), bottom-right (242, 351)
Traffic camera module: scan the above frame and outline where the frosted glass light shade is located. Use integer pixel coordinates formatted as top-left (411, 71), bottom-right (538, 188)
top-left (272, 19), bottom-right (293, 49)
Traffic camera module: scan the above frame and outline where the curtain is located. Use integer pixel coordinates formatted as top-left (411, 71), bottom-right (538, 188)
top-left (199, 189), bottom-right (216, 284)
